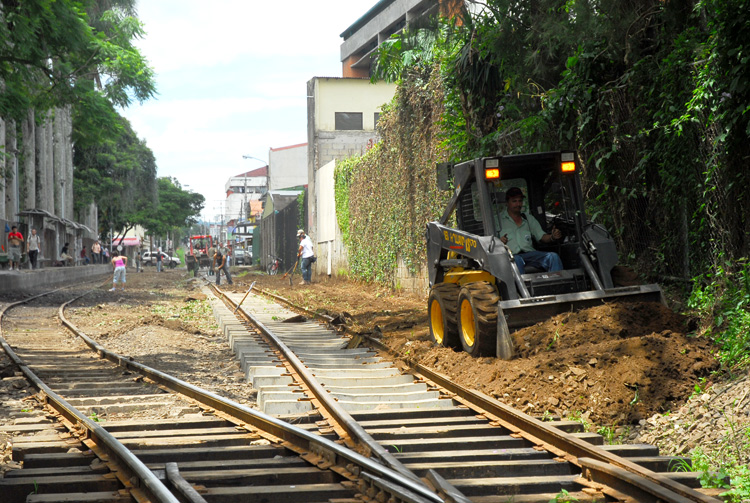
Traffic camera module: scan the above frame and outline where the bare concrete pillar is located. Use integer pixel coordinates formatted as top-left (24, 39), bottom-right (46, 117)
top-left (0, 115), bottom-right (6, 222)
top-left (45, 113), bottom-right (54, 215)
top-left (22, 109), bottom-right (36, 211)
top-left (5, 119), bottom-right (18, 224)
top-left (64, 106), bottom-right (74, 219)
top-left (53, 109), bottom-right (64, 217)
top-left (35, 112), bottom-right (48, 211)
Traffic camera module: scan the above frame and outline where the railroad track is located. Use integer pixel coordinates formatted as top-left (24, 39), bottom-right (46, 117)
top-left (0, 278), bottom-right (726, 503)
top-left (0, 285), bottom-right (442, 503)
top-left (210, 280), bottom-right (727, 503)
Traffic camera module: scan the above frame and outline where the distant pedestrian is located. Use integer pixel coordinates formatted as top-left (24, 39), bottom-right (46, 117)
top-left (207, 243), bottom-right (216, 275)
top-left (80, 246), bottom-right (90, 265)
top-left (60, 242), bottom-right (74, 266)
top-left (136, 249), bottom-right (142, 272)
top-left (7, 225), bottom-right (23, 271)
top-left (156, 247), bottom-right (163, 272)
top-left (213, 244), bottom-right (233, 286)
top-left (27, 227), bottom-right (40, 270)
top-left (92, 241), bottom-right (101, 264)
top-left (110, 251), bottom-right (128, 291)
top-left (297, 229), bottom-right (314, 285)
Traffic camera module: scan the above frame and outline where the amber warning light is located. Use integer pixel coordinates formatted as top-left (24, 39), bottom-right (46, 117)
top-left (485, 168), bottom-right (500, 180)
top-left (561, 161), bottom-right (576, 173)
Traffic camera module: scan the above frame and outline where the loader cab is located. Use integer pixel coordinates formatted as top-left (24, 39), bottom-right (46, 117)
top-left (454, 152), bottom-right (586, 264)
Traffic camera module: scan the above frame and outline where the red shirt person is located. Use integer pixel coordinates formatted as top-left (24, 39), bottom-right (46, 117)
top-left (7, 226), bottom-right (24, 271)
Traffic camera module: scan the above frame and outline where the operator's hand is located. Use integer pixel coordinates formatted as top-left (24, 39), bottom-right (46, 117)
top-left (500, 234), bottom-right (508, 245)
top-left (551, 227), bottom-right (562, 240)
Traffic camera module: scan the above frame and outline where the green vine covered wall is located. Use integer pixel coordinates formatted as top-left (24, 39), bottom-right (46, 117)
top-left (334, 64), bottom-right (451, 286)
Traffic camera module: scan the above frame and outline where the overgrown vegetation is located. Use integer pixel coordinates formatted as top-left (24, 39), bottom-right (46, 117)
top-left (688, 261), bottom-right (750, 373)
top-left (334, 64), bottom-right (451, 284)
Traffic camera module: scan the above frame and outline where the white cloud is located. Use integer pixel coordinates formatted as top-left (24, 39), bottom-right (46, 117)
top-left (123, 0), bottom-right (377, 208)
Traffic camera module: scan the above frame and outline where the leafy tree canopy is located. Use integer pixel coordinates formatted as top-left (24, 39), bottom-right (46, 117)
top-left (0, 0), bottom-right (156, 122)
top-left (140, 177), bottom-right (205, 238)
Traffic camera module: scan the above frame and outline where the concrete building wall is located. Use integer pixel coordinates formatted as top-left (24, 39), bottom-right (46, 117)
top-left (306, 77), bottom-right (397, 282)
top-left (268, 143), bottom-right (307, 191)
top-left (313, 78), bottom-right (395, 131)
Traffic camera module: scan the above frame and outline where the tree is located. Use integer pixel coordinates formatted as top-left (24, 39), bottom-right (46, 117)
top-left (141, 177), bottom-right (205, 241)
top-left (74, 114), bottom-right (158, 239)
top-left (0, 0), bottom-right (155, 121)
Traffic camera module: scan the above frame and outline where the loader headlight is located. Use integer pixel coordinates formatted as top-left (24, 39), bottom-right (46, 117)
top-left (561, 161), bottom-right (576, 173)
top-left (484, 158), bottom-right (501, 180)
top-left (484, 168), bottom-right (500, 180)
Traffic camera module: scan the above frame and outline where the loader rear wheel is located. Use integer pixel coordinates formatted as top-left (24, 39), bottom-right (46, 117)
top-left (428, 283), bottom-right (460, 348)
top-left (458, 282), bottom-right (500, 357)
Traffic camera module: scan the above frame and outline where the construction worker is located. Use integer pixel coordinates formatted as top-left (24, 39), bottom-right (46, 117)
top-left (213, 243), bottom-right (233, 286)
top-left (297, 229), bottom-right (314, 285)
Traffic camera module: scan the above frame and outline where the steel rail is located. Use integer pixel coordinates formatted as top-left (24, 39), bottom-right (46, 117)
top-left (252, 285), bottom-right (721, 503)
top-left (207, 283), bottom-right (452, 503)
top-left (0, 288), bottom-right (182, 503)
top-left (367, 336), bottom-right (722, 503)
top-left (57, 287), bottom-right (445, 503)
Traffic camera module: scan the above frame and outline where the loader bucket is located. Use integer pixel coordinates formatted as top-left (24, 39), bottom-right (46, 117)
top-left (495, 284), bottom-right (664, 360)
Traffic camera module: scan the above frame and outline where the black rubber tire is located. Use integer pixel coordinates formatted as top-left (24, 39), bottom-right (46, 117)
top-left (458, 282), bottom-right (500, 357)
top-left (428, 283), bottom-right (460, 348)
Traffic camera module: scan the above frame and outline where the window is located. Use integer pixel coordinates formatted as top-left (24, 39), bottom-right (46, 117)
top-left (335, 112), bottom-right (363, 130)
top-left (374, 112), bottom-right (381, 127)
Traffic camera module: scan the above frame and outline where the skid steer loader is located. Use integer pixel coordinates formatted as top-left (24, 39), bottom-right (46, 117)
top-left (426, 151), bottom-right (663, 359)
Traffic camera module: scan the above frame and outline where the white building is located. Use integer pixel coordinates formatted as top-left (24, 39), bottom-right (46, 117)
top-left (268, 143), bottom-right (308, 191)
top-left (224, 166), bottom-right (267, 226)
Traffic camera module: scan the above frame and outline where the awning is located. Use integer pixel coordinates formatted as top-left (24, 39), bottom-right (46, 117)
top-left (112, 236), bottom-right (141, 247)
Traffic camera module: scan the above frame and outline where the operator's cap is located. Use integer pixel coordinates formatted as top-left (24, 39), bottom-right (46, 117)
top-left (297, 229), bottom-right (304, 237)
top-left (505, 187), bottom-right (525, 200)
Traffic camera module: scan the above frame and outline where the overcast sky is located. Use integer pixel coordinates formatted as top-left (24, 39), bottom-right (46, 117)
top-left (120, 0), bottom-right (378, 221)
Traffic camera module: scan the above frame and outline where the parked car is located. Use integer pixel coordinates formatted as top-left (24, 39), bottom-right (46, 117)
top-left (141, 251), bottom-right (181, 268)
top-left (233, 249), bottom-right (249, 265)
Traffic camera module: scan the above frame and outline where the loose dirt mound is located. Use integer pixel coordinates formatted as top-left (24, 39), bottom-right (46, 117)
top-left (240, 272), bottom-right (718, 426)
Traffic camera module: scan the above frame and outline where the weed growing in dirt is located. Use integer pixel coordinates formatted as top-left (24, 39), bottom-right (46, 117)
top-left (549, 488), bottom-right (578, 503)
top-left (630, 389), bottom-right (640, 405)
top-left (690, 377), bottom-right (707, 399)
top-left (568, 411), bottom-right (591, 432)
top-left (596, 425), bottom-right (619, 444)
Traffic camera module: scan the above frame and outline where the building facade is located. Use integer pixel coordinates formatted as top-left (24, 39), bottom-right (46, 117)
top-left (306, 77), bottom-right (397, 278)
top-left (224, 166), bottom-right (268, 227)
top-left (268, 143), bottom-right (308, 192)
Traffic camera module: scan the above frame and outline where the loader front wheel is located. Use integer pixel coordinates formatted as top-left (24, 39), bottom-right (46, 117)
top-left (428, 283), bottom-right (460, 348)
top-left (458, 282), bottom-right (500, 357)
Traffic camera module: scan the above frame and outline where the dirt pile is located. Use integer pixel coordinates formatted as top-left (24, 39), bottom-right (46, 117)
top-left (246, 272), bottom-right (718, 426)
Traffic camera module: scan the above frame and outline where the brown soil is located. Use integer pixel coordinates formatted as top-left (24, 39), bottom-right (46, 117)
top-left (241, 271), bottom-right (719, 426)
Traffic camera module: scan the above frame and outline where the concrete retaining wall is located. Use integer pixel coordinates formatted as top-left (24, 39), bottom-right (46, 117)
top-left (0, 265), bottom-right (111, 292)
